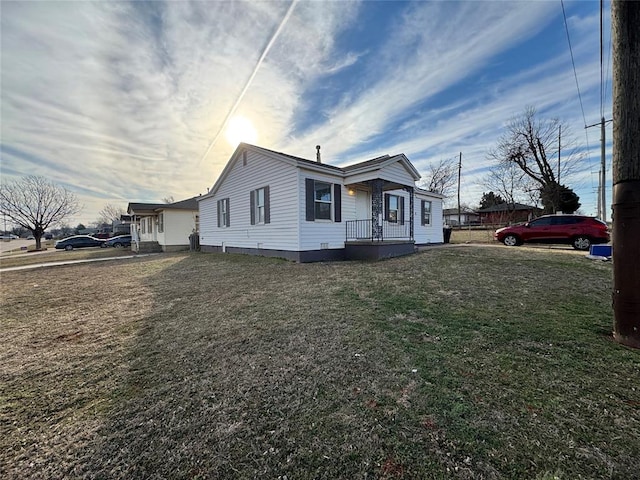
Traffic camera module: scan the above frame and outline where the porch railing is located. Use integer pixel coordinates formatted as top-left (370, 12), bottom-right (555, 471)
top-left (346, 219), bottom-right (412, 241)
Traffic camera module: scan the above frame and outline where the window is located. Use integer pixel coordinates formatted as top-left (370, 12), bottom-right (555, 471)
top-left (256, 188), bottom-right (265, 223)
top-left (250, 186), bottom-right (270, 225)
top-left (217, 198), bottom-right (230, 227)
top-left (305, 179), bottom-right (341, 222)
top-left (195, 214), bottom-right (200, 233)
top-left (158, 213), bottom-right (164, 233)
top-left (385, 194), bottom-right (404, 224)
top-left (314, 181), bottom-right (332, 220)
top-left (388, 195), bottom-right (399, 223)
top-left (421, 200), bottom-right (432, 226)
top-left (141, 218), bottom-right (146, 234)
top-left (530, 217), bottom-right (552, 227)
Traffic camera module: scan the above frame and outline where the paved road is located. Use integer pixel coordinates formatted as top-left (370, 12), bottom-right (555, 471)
top-left (0, 253), bottom-right (155, 272)
top-left (0, 239), bottom-right (36, 254)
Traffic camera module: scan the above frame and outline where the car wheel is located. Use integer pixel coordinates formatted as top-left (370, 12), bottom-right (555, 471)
top-left (64, 245), bottom-right (73, 251)
top-left (572, 236), bottom-right (591, 251)
top-left (503, 234), bottom-right (520, 247)
top-left (113, 242), bottom-right (122, 248)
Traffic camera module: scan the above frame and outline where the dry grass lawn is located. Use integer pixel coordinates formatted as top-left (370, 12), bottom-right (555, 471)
top-left (1, 246), bottom-right (638, 479)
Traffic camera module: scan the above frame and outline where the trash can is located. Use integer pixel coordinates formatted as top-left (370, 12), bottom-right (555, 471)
top-left (443, 226), bottom-right (452, 244)
top-left (189, 233), bottom-right (200, 251)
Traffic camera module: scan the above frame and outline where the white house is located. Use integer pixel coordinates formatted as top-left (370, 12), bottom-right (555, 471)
top-left (198, 144), bottom-right (444, 262)
top-left (127, 197), bottom-right (199, 253)
top-left (443, 207), bottom-right (480, 226)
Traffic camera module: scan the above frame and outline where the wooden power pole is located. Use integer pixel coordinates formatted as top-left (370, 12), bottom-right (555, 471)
top-left (457, 152), bottom-right (462, 227)
top-left (612, 0), bottom-right (640, 349)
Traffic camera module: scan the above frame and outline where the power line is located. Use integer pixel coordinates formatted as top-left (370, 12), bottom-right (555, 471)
top-left (561, 0), bottom-right (588, 128)
top-left (560, 0), bottom-right (597, 208)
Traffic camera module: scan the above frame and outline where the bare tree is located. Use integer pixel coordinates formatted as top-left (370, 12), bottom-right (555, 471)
top-left (483, 161), bottom-right (524, 206)
top-left (488, 106), bottom-right (583, 213)
top-left (420, 157), bottom-right (457, 197)
top-left (98, 203), bottom-right (126, 225)
top-left (0, 176), bottom-right (80, 249)
top-left (162, 196), bottom-right (175, 204)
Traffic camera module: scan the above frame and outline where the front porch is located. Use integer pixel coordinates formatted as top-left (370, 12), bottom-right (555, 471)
top-left (345, 218), bottom-right (412, 241)
top-left (343, 177), bottom-right (416, 260)
top-left (344, 219), bottom-right (415, 260)
top-left (344, 239), bottom-right (415, 260)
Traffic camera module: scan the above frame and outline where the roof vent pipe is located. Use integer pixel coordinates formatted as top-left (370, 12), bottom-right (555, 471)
top-left (316, 145), bottom-right (321, 163)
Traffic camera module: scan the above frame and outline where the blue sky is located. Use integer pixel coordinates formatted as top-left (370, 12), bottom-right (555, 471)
top-left (1, 0), bottom-right (612, 225)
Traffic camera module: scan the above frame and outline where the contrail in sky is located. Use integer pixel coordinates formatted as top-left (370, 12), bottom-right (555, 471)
top-left (197, 0), bottom-right (298, 168)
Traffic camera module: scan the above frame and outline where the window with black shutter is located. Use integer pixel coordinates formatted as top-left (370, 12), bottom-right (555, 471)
top-left (217, 198), bottom-right (230, 227)
top-left (250, 187), bottom-right (270, 225)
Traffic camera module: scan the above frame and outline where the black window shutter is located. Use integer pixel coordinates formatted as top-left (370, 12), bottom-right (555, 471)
top-left (305, 179), bottom-right (315, 221)
top-left (384, 194), bottom-right (390, 222)
top-left (399, 196), bottom-right (405, 225)
top-left (250, 190), bottom-right (256, 225)
top-left (421, 200), bottom-right (425, 226)
top-left (334, 184), bottom-right (341, 223)
top-left (226, 199), bottom-right (230, 227)
top-left (217, 200), bottom-right (221, 228)
top-left (264, 186), bottom-right (270, 224)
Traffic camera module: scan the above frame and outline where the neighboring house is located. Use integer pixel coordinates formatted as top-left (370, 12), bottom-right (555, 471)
top-left (113, 216), bottom-right (132, 235)
top-left (476, 203), bottom-right (542, 225)
top-left (443, 207), bottom-right (480, 226)
top-left (198, 143), bottom-right (444, 262)
top-left (127, 197), bottom-right (199, 252)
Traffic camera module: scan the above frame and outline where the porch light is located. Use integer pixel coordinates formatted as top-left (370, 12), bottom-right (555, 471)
top-left (348, 187), bottom-right (356, 196)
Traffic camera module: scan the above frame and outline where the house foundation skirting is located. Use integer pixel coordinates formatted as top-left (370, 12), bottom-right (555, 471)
top-left (344, 241), bottom-right (415, 261)
top-left (200, 245), bottom-right (345, 262)
top-left (162, 244), bottom-right (190, 253)
top-left (134, 241), bottom-right (162, 253)
top-left (133, 242), bottom-right (189, 253)
top-left (201, 242), bottom-right (416, 262)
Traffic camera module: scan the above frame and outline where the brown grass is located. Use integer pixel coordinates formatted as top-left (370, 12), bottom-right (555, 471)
top-left (1, 247), bottom-right (637, 479)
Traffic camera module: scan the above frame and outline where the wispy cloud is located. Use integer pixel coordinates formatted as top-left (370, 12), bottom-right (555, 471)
top-left (1, 0), bottom-right (609, 222)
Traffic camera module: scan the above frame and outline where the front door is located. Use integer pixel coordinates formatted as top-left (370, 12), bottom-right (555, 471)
top-left (355, 190), bottom-right (370, 220)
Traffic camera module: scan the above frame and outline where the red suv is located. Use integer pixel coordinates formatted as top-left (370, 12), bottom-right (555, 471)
top-left (494, 214), bottom-right (609, 251)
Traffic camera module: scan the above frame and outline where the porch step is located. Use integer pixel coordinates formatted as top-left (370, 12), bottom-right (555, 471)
top-left (135, 241), bottom-right (162, 253)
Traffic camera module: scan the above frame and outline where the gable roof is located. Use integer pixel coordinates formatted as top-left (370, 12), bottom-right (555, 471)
top-left (415, 186), bottom-right (445, 199)
top-left (128, 196), bottom-right (199, 215)
top-left (443, 207), bottom-right (479, 215)
top-left (476, 202), bottom-right (539, 213)
top-left (201, 143), bottom-right (423, 200)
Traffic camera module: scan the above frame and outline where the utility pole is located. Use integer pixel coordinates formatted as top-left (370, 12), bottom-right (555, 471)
top-left (558, 125), bottom-right (561, 184)
top-left (457, 152), bottom-right (462, 227)
top-left (586, 117), bottom-right (612, 220)
top-left (601, 117), bottom-right (607, 222)
top-left (611, 0), bottom-right (640, 349)
top-left (557, 125), bottom-right (561, 214)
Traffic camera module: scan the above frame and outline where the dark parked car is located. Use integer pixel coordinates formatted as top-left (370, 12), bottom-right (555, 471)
top-left (101, 235), bottom-right (132, 248)
top-left (494, 214), bottom-right (609, 251)
top-left (55, 235), bottom-right (105, 250)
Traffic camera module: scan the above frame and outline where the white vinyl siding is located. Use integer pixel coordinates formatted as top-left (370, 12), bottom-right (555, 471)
top-left (199, 150), bottom-right (299, 251)
top-left (156, 209), bottom-right (197, 248)
top-left (299, 169), bottom-right (348, 251)
top-left (414, 192), bottom-right (443, 244)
